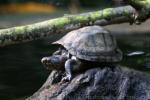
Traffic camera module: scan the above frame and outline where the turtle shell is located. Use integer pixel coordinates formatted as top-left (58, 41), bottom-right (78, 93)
top-left (53, 25), bottom-right (122, 62)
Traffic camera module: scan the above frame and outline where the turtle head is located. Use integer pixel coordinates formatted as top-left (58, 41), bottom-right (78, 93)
top-left (41, 55), bottom-right (68, 70)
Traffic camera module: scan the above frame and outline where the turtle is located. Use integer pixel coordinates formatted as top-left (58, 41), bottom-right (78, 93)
top-left (41, 25), bottom-right (122, 81)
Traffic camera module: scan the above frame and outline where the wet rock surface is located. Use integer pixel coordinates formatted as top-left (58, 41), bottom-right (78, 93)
top-left (27, 66), bottom-right (150, 100)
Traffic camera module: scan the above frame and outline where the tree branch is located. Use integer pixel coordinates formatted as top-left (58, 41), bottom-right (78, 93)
top-left (0, 6), bottom-right (137, 47)
top-left (1, 0), bottom-right (150, 47)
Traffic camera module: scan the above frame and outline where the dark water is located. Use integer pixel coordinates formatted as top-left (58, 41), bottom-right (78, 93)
top-left (0, 12), bottom-right (150, 99)
top-left (0, 40), bottom-right (48, 100)
top-left (0, 34), bottom-right (63, 100)
top-left (118, 35), bottom-right (150, 73)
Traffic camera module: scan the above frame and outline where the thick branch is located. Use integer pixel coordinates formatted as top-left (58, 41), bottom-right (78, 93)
top-left (0, 6), bottom-right (136, 47)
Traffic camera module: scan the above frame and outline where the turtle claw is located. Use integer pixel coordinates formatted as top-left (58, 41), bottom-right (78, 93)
top-left (61, 75), bottom-right (72, 82)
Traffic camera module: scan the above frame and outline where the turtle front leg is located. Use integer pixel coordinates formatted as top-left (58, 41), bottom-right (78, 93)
top-left (62, 59), bottom-right (78, 81)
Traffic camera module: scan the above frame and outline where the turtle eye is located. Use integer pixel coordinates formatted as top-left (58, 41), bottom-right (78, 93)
top-left (53, 50), bottom-right (61, 55)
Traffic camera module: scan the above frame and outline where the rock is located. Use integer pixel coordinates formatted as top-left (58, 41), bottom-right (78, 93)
top-left (27, 65), bottom-right (150, 100)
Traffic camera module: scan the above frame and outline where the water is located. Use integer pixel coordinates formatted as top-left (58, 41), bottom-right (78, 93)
top-left (0, 12), bottom-right (150, 99)
top-left (0, 34), bottom-right (64, 100)
top-left (0, 40), bottom-right (48, 99)
top-left (117, 35), bottom-right (150, 73)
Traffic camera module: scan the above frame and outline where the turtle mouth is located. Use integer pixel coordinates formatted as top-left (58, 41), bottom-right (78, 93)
top-left (41, 57), bottom-right (51, 65)
top-left (41, 56), bottom-right (64, 70)
top-left (41, 57), bottom-right (57, 66)
top-left (41, 57), bottom-right (56, 69)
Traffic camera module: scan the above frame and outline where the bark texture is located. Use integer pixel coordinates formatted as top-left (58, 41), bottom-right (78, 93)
top-left (27, 66), bottom-right (150, 100)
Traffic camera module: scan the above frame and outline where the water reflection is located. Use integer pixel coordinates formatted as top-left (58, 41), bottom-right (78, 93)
top-left (126, 51), bottom-right (145, 56)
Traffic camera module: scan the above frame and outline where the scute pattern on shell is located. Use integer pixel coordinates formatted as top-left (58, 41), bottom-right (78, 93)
top-left (53, 25), bottom-right (122, 62)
